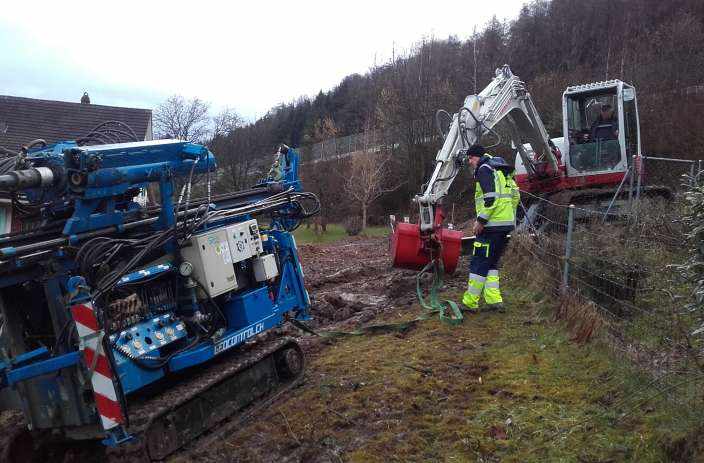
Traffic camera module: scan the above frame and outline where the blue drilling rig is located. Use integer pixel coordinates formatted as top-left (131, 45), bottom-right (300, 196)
top-left (0, 135), bottom-right (318, 461)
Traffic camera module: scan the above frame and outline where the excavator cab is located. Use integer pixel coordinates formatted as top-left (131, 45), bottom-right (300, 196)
top-left (563, 81), bottom-right (640, 177)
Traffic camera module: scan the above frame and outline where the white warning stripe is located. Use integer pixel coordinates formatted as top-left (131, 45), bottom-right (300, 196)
top-left (100, 415), bottom-right (119, 430)
top-left (71, 301), bottom-right (125, 431)
top-left (74, 320), bottom-right (94, 339)
top-left (91, 372), bottom-right (118, 402)
top-left (82, 335), bottom-right (103, 353)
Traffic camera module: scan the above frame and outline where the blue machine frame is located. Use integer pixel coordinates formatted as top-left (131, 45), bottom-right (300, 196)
top-left (0, 140), bottom-right (313, 446)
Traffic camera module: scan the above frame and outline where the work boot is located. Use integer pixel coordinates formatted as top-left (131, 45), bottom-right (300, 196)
top-left (462, 292), bottom-right (479, 313)
top-left (483, 303), bottom-right (506, 313)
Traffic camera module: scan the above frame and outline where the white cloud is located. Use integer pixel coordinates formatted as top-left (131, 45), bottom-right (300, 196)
top-left (0, 0), bottom-right (525, 120)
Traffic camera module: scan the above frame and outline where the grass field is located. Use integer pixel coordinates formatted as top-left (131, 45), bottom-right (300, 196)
top-left (293, 223), bottom-right (389, 244)
top-left (200, 268), bottom-right (704, 462)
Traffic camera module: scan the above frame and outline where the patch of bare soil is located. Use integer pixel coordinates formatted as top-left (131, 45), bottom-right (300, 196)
top-left (297, 236), bottom-right (467, 326)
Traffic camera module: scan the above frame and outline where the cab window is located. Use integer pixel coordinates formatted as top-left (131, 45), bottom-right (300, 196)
top-left (566, 90), bottom-right (621, 172)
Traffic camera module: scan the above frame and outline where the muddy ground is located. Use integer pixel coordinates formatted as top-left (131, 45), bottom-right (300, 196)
top-left (296, 237), bottom-right (445, 324)
top-left (171, 236), bottom-right (699, 463)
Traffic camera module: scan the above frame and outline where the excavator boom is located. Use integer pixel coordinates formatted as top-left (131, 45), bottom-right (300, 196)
top-left (393, 65), bottom-right (559, 273)
top-left (414, 65), bottom-right (558, 233)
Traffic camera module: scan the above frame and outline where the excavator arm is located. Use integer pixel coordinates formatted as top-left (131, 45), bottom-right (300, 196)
top-left (416, 65), bottom-right (557, 232)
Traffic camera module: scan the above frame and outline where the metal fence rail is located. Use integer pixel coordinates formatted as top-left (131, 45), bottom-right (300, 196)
top-left (299, 117), bottom-right (440, 164)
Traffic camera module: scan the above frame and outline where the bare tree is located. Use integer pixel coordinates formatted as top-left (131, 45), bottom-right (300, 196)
top-left (209, 127), bottom-right (255, 194)
top-left (212, 107), bottom-right (243, 139)
top-left (302, 159), bottom-right (348, 232)
top-left (344, 150), bottom-right (402, 230)
top-left (154, 95), bottom-right (211, 143)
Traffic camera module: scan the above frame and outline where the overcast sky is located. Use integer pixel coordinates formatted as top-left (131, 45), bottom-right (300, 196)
top-left (1, 0), bottom-right (525, 121)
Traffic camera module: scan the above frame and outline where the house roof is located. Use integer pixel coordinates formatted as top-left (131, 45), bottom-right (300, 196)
top-left (0, 95), bottom-right (152, 151)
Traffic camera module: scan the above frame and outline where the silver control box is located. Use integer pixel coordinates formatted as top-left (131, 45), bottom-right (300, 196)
top-left (180, 228), bottom-right (238, 297)
top-left (253, 254), bottom-right (279, 282)
top-left (225, 219), bottom-right (263, 263)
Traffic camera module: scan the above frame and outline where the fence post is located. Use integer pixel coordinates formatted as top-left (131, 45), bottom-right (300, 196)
top-left (690, 162), bottom-right (696, 187)
top-left (628, 155), bottom-right (635, 212)
top-left (562, 204), bottom-right (575, 295)
top-left (635, 155), bottom-right (643, 201)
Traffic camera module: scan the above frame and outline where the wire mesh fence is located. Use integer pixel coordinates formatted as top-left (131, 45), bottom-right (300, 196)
top-left (299, 128), bottom-right (395, 164)
top-left (507, 190), bottom-right (704, 416)
top-left (514, 192), bottom-right (699, 372)
top-left (641, 155), bottom-right (700, 192)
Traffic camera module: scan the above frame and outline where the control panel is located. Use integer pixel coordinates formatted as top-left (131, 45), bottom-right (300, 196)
top-left (226, 219), bottom-right (263, 264)
top-left (110, 313), bottom-right (186, 359)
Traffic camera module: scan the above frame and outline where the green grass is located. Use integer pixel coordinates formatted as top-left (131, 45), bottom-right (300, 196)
top-left (293, 223), bottom-right (389, 244)
top-left (197, 274), bottom-right (704, 462)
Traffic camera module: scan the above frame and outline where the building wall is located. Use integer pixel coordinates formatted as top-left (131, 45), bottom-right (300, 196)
top-left (144, 117), bottom-right (153, 141)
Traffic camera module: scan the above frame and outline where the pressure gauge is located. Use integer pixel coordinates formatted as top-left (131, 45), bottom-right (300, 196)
top-left (179, 261), bottom-right (194, 277)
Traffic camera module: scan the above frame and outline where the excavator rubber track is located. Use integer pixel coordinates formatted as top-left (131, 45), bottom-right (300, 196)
top-left (521, 185), bottom-right (673, 231)
top-left (546, 185), bottom-right (672, 208)
top-left (1, 336), bottom-right (304, 462)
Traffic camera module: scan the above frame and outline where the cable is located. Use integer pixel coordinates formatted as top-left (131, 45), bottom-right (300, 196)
top-left (181, 159), bottom-right (199, 231)
top-left (0, 146), bottom-right (18, 157)
top-left (458, 106), bottom-right (502, 149)
top-left (76, 121), bottom-right (139, 146)
top-left (435, 109), bottom-right (452, 139)
top-left (193, 278), bottom-right (228, 328)
top-left (22, 139), bottom-right (47, 150)
top-left (113, 332), bottom-right (202, 370)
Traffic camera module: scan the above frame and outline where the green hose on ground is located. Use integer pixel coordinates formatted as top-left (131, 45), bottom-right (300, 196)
top-left (289, 256), bottom-right (463, 339)
top-left (416, 258), bottom-right (464, 326)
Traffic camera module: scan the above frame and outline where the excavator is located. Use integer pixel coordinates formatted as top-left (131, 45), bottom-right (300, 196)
top-left (392, 64), bottom-right (664, 273)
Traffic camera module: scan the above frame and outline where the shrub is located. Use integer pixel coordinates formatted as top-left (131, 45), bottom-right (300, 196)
top-left (344, 216), bottom-right (362, 236)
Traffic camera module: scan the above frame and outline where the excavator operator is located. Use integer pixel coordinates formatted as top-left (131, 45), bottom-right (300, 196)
top-left (590, 103), bottom-right (619, 141)
top-left (462, 144), bottom-right (519, 313)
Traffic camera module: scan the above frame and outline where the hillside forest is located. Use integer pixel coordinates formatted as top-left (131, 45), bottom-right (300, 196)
top-left (169, 0), bottom-right (704, 227)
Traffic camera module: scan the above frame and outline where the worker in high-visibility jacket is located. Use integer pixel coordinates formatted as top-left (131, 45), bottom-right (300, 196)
top-left (462, 144), bottom-right (518, 312)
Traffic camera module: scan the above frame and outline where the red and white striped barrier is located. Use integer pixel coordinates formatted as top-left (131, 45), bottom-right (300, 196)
top-left (71, 301), bottom-right (125, 431)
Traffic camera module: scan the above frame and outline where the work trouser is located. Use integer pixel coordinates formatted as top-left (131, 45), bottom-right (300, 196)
top-left (462, 231), bottom-right (510, 310)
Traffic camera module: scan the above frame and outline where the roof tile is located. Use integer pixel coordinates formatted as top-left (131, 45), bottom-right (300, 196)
top-left (0, 95), bottom-right (152, 151)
